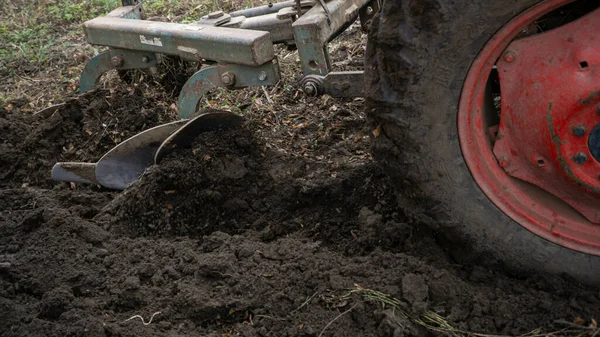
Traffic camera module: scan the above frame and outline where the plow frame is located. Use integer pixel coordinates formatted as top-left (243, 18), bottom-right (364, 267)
top-left (79, 0), bottom-right (379, 119)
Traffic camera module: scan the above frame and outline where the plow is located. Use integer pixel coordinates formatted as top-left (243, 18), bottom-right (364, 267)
top-left (53, 0), bottom-right (374, 189)
top-left (48, 0), bottom-right (600, 285)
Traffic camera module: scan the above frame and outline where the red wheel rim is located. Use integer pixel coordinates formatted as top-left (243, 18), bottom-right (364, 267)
top-left (458, 0), bottom-right (600, 255)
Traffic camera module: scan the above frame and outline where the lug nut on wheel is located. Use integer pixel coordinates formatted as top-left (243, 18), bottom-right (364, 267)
top-left (504, 51), bottom-right (516, 63)
top-left (573, 125), bottom-right (586, 137)
top-left (573, 153), bottom-right (588, 164)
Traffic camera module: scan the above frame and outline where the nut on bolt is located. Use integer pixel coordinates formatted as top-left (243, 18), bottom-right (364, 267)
top-left (503, 51), bottom-right (516, 63)
top-left (221, 72), bottom-right (236, 86)
top-left (258, 71), bottom-right (268, 81)
top-left (111, 56), bottom-right (124, 67)
top-left (141, 56), bottom-right (150, 63)
top-left (303, 82), bottom-right (318, 96)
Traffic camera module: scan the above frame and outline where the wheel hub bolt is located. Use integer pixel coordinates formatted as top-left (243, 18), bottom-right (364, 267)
top-left (221, 72), bottom-right (236, 86)
top-left (573, 125), bottom-right (587, 137)
top-left (111, 56), bottom-right (124, 67)
top-left (504, 52), bottom-right (516, 63)
top-left (303, 82), bottom-right (318, 96)
top-left (573, 153), bottom-right (588, 164)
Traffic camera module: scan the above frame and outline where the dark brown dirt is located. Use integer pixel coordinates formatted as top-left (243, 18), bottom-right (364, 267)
top-left (1, 19), bottom-right (599, 337)
top-left (1, 82), bottom-right (599, 337)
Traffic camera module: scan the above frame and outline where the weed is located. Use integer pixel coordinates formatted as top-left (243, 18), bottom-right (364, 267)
top-left (351, 285), bottom-right (599, 337)
top-left (47, 0), bottom-right (120, 23)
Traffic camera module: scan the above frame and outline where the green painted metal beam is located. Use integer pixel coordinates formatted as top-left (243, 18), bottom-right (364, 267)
top-left (83, 17), bottom-right (275, 66)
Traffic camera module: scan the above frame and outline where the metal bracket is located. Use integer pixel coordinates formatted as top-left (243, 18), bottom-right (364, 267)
top-left (301, 71), bottom-right (364, 97)
top-left (178, 60), bottom-right (281, 119)
top-left (358, 0), bottom-right (381, 32)
top-left (292, 0), bottom-right (369, 75)
top-left (84, 17), bottom-right (275, 65)
top-left (110, 1), bottom-right (145, 19)
top-left (79, 49), bottom-right (157, 93)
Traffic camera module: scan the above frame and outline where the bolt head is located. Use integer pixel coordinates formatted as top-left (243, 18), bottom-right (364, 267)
top-left (504, 52), bottom-right (515, 63)
top-left (572, 125), bottom-right (586, 137)
top-left (142, 56), bottom-right (150, 63)
top-left (366, 6), bottom-right (374, 15)
top-left (258, 71), bottom-right (268, 81)
top-left (573, 153), bottom-right (588, 164)
top-left (221, 72), bottom-right (235, 86)
top-left (111, 56), bottom-right (124, 67)
top-left (303, 83), bottom-right (317, 96)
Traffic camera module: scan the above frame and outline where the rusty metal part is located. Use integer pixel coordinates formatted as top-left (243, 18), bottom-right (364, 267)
top-left (83, 17), bottom-right (275, 65)
top-left (301, 71), bottom-right (363, 97)
top-left (292, 0), bottom-right (369, 75)
top-left (178, 61), bottom-right (280, 119)
top-left (155, 112), bottom-right (244, 163)
top-left (79, 49), bottom-right (156, 93)
top-left (494, 7), bottom-right (600, 223)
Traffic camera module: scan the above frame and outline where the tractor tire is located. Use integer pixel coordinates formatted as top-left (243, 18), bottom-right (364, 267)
top-left (365, 0), bottom-right (600, 285)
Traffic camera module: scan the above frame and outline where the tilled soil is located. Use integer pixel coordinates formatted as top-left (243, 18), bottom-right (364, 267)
top-left (1, 15), bottom-right (599, 337)
top-left (1, 84), bottom-right (599, 337)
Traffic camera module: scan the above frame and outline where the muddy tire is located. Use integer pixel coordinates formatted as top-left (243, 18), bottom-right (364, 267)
top-left (365, 0), bottom-right (600, 285)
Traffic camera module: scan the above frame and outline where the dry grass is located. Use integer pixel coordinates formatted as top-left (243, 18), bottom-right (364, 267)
top-left (351, 284), bottom-right (600, 337)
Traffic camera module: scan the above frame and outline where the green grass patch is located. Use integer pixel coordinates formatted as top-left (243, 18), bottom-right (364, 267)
top-left (0, 23), bottom-right (54, 67)
top-left (47, 0), bottom-right (120, 24)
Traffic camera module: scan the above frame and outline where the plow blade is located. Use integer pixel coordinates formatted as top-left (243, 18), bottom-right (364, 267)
top-left (51, 112), bottom-right (244, 190)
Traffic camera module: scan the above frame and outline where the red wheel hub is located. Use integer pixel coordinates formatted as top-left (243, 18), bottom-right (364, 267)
top-left (494, 8), bottom-right (600, 223)
top-left (458, 0), bottom-right (600, 255)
